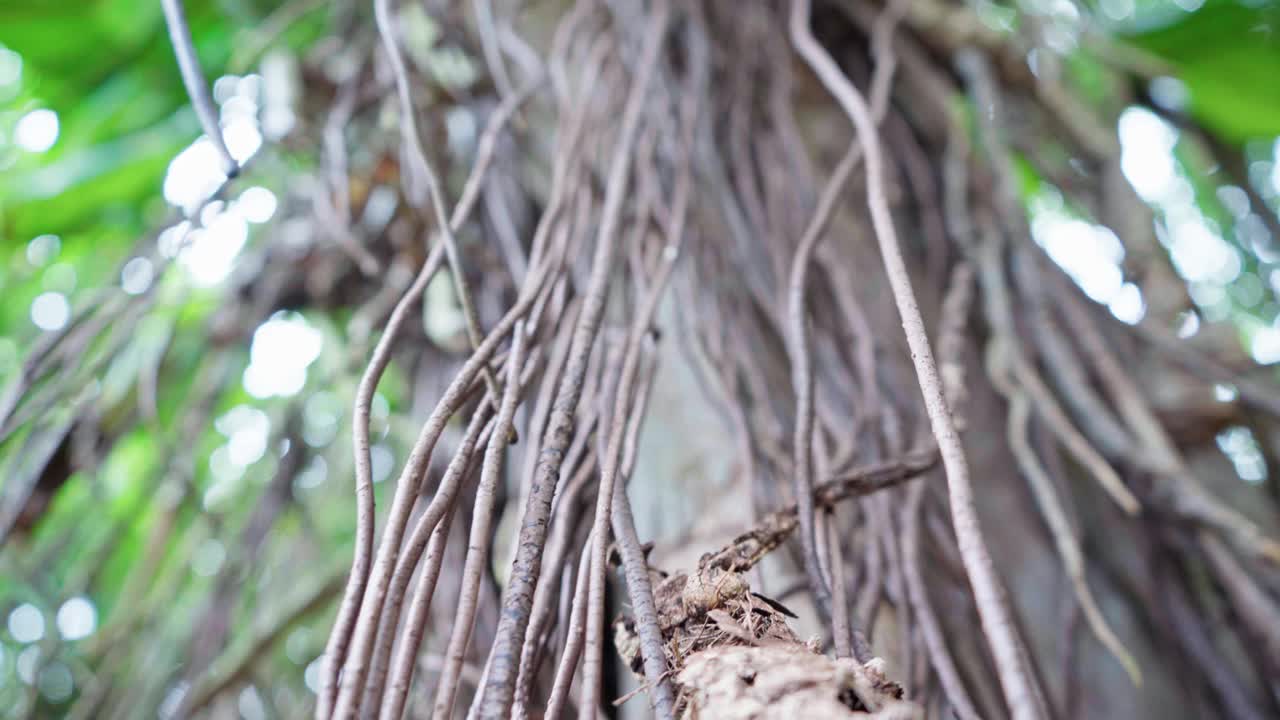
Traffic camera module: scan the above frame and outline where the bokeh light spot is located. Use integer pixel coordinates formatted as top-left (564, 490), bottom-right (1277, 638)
top-left (192, 538), bottom-right (227, 577)
top-left (56, 596), bottom-right (97, 641)
top-left (38, 662), bottom-right (74, 702)
top-left (121, 257), bottom-right (155, 295)
top-left (30, 292), bottom-right (70, 331)
top-left (237, 186), bottom-right (278, 224)
top-left (15, 109), bottom-right (58, 152)
top-left (26, 234), bottom-right (60, 266)
top-left (8, 604), bottom-right (44, 643)
top-left (243, 313), bottom-right (324, 398)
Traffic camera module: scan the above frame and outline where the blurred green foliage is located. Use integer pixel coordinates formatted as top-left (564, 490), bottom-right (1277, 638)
top-left (1126, 0), bottom-right (1280, 142)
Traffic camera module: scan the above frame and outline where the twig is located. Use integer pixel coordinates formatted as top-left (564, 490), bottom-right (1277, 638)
top-left (377, 501), bottom-right (459, 720)
top-left (826, 511), bottom-right (852, 659)
top-left (431, 327), bottom-right (528, 719)
top-left (318, 245), bottom-right (446, 720)
top-left (610, 473), bottom-right (677, 720)
top-left (901, 483), bottom-right (982, 720)
top-left (974, 236), bottom-right (1140, 515)
top-left (995, 359), bottom-right (1142, 687)
top-left (161, 0), bottom-right (238, 177)
top-left (786, 140), bottom-right (862, 631)
top-left (473, 0), bottom-right (516, 101)
top-left (545, 544), bottom-right (594, 720)
top-left (373, 0), bottom-right (503, 406)
top-left (363, 408), bottom-right (494, 717)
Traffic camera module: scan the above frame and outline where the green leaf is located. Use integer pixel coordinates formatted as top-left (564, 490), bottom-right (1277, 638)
top-left (1129, 0), bottom-right (1280, 142)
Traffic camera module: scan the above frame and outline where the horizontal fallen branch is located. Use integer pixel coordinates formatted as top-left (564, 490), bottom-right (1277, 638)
top-left (701, 450), bottom-right (940, 575)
